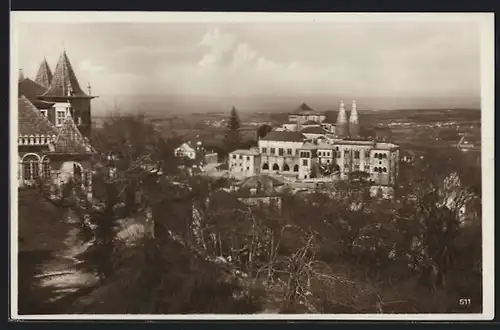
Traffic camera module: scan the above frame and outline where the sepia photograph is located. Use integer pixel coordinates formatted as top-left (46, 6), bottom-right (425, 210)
top-left (10, 12), bottom-right (494, 320)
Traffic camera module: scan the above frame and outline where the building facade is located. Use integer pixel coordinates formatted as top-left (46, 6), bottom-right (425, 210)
top-left (229, 100), bottom-right (401, 193)
top-left (17, 50), bottom-right (96, 196)
top-left (228, 149), bottom-right (261, 177)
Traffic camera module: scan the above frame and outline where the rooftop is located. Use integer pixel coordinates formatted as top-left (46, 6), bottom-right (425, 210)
top-left (18, 96), bottom-right (59, 137)
top-left (316, 143), bottom-right (336, 150)
top-left (41, 51), bottom-right (91, 99)
top-left (302, 120), bottom-right (320, 125)
top-left (18, 78), bottom-right (54, 109)
top-left (260, 131), bottom-right (306, 142)
top-left (230, 149), bottom-right (260, 156)
top-left (240, 174), bottom-right (285, 190)
top-left (301, 126), bottom-right (327, 134)
top-left (336, 140), bottom-right (376, 146)
top-left (298, 143), bottom-right (318, 150)
top-left (374, 142), bottom-right (399, 151)
top-left (290, 102), bottom-right (321, 115)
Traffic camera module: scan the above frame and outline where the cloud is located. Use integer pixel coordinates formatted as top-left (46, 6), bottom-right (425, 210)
top-left (79, 59), bottom-right (106, 73)
top-left (196, 27), bottom-right (298, 74)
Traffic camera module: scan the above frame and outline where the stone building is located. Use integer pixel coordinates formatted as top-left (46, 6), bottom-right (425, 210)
top-left (17, 50), bottom-right (96, 196)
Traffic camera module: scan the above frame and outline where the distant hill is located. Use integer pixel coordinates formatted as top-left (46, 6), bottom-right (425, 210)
top-left (92, 93), bottom-right (481, 116)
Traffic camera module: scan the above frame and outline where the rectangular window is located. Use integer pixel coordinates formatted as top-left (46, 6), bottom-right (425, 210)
top-left (278, 148), bottom-right (284, 156)
top-left (365, 150), bottom-right (370, 158)
top-left (262, 147), bottom-right (267, 154)
top-left (56, 110), bottom-right (66, 126)
top-left (247, 156), bottom-right (250, 161)
top-left (246, 166), bottom-right (250, 171)
top-left (287, 148), bottom-right (292, 155)
top-left (233, 155), bottom-right (237, 159)
top-left (270, 148), bottom-right (276, 154)
top-left (239, 155), bottom-right (242, 159)
top-left (303, 159), bottom-right (308, 166)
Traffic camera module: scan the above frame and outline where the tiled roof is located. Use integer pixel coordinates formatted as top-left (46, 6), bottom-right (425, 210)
top-left (53, 115), bottom-right (94, 154)
top-left (35, 58), bottom-right (53, 88)
top-left (301, 126), bottom-right (327, 134)
top-left (240, 174), bottom-right (285, 190)
top-left (260, 131), bottom-right (306, 142)
top-left (230, 149), bottom-right (260, 156)
top-left (322, 118), bottom-right (337, 124)
top-left (18, 78), bottom-right (54, 109)
top-left (302, 120), bottom-right (320, 125)
top-left (292, 102), bottom-right (316, 114)
top-left (42, 51), bottom-right (89, 98)
top-left (18, 96), bottom-right (58, 136)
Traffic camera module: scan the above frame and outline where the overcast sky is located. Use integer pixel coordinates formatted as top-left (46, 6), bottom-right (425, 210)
top-left (16, 20), bottom-right (481, 103)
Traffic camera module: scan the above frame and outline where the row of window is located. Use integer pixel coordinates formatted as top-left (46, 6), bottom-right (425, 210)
top-left (374, 153), bottom-right (388, 159)
top-left (373, 167), bottom-right (388, 173)
top-left (232, 154), bottom-right (252, 161)
top-left (260, 147), bottom-right (388, 162)
top-left (262, 163), bottom-right (300, 172)
top-left (261, 147), bottom-right (295, 156)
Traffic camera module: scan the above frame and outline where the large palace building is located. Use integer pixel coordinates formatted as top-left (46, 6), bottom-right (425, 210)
top-left (17, 50), bottom-right (96, 195)
top-left (228, 100), bottom-right (400, 196)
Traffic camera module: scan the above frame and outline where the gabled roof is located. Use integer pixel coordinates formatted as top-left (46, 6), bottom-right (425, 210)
top-left (18, 96), bottom-right (58, 136)
top-left (53, 115), bottom-right (94, 154)
top-left (18, 78), bottom-right (54, 109)
top-left (260, 131), bottom-right (306, 142)
top-left (41, 51), bottom-right (89, 98)
top-left (35, 58), bottom-right (53, 88)
top-left (301, 126), bottom-right (327, 134)
top-left (292, 102), bottom-right (317, 114)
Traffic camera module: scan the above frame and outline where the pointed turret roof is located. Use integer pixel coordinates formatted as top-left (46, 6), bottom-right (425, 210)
top-left (35, 58), bottom-right (53, 88)
top-left (18, 69), bottom-right (25, 82)
top-left (42, 51), bottom-right (89, 98)
top-left (18, 96), bottom-right (58, 136)
top-left (53, 114), bottom-right (94, 154)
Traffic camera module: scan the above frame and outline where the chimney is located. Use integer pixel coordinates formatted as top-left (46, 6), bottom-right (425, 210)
top-left (336, 100), bottom-right (348, 138)
top-left (349, 100), bottom-right (360, 138)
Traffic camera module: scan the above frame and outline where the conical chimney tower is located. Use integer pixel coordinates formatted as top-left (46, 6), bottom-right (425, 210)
top-left (349, 100), bottom-right (360, 138)
top-left (336, 100), bottom-right (348, 138)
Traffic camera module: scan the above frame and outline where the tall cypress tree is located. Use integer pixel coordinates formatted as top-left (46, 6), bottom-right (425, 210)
top-left (228, 106), bottom-right (241, 130)
top-left (224, 106), bottom-right (241, 153)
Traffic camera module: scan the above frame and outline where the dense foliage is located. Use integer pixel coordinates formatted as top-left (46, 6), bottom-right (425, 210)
top-left (19, 114), bottom-right (482, 315)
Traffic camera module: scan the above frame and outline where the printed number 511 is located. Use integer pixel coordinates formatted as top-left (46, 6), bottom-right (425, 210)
top-left (459, 298), bottom-right (471, 306)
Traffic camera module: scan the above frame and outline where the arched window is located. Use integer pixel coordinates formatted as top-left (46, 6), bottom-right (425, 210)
top-left (382, 154), bottom-right (387, 159)
top-left (379, 153), bottom-right (384, 160)
top-left (272, 163), bottom-right (280, 171)
top-left (42, 157), bottom-right (51, 178)
top-left (383, 167), bottom-right (387, 173)
top-left (374, 167), bottom-right (379, 173)
top-left (354, 150), bottom-right (360, 159)
top-left (374, 153), bottom-right (378, 159)
top-left (22, 154), bottom-right (40, 181)
top-left (262, 163), bottom-right (269, 170)
top-left (293, 164), bottom-right (299, 172)
top-left (283, 164), bottom-right (290, 171)
top-left (74, 164), bottom-right (82, 182)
